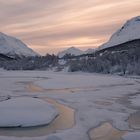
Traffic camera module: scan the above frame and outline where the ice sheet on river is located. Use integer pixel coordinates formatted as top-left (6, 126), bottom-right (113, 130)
top-left (0, 97), bottom-right (58, 127)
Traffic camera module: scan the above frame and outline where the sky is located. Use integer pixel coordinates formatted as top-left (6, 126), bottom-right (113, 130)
top-left (0, 0), bottom-right (140, 55)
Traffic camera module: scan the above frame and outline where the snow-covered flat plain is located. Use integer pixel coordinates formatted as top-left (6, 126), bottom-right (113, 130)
top-left (0, 70), bottom-right (140, 140)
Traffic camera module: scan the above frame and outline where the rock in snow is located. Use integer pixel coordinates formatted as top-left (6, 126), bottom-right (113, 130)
top-left (0, 32), bottom-right (38, 57)
top-left (0, 97), bottom-right (58, 127)
top-left (99, 16), bottom-right (140, 50)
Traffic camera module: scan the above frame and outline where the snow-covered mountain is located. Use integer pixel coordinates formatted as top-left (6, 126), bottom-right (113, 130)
top-left (99, 16), bottom-right (140, 50)
top-left (0, 32), bottom-right (38, 57)
top-left (85, 48), bottom-right (95, 54)
top-left (58, 47), bottom-right (84, 58)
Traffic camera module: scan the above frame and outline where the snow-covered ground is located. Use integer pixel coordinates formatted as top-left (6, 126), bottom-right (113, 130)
top-left (0, 70), bottom-right (140, 140)
top-left (0, 97), bottom-right (58, 127)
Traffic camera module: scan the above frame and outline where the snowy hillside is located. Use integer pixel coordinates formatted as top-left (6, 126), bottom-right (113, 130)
top-left (84, 48), bottom-right (95, 54)
top-left (0, 32), bottom-right (38, 57)
top-left (99, 16), bottom-right (140, 50)
top-left (58, 47), bottom-right (84, 58)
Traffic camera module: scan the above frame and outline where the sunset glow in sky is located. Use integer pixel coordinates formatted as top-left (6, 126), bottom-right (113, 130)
top-left (0, 0), bottom-right (140, 55)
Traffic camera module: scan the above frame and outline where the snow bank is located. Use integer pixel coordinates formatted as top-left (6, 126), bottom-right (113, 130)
top-left (0, 97), bottom-right (58, 127)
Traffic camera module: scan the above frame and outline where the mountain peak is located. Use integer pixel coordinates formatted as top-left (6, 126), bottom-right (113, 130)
top-left (69, 46), bottom-right (76, 49)
top-left (127, 16), bottom-right (140, 23)
top-left (85, 48), bottom-right (95, 54)
top-left (99, 16), bottom-right (140, 50)
top-left (0, 32), bottom-right (38, 57)
top-left (115, 16), bottom-right (140, 36)
top-left (58, 47), bottom-right (84, 58)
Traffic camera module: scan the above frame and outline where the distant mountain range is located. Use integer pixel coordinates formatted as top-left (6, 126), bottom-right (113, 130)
top-left (0, 16), bottom-right (140, 60)
top-left (58, 47), bottom-right (95, 58)
top-left (58, 47), bottom-right (83, 58)
top-left (0, 32), bottom-right (38, 58)
top-left (58, 16), bottom-right (140, 58)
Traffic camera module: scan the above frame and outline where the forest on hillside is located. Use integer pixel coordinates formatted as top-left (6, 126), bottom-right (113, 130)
top-left (0, 45), bottom-right (140, 75)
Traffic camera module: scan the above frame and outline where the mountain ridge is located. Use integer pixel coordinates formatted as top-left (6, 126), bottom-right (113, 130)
top-left (58, 47), bottom-right (84, 58)
top-left (0, 32), bottom-right (38, 57)
top-left (99, 16), bottom-right (140, 50)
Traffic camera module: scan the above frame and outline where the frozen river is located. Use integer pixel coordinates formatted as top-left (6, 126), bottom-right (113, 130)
top-left (0, 71), bottom-right (140, 140)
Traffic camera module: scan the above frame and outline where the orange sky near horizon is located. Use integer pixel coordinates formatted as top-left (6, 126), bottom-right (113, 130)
top-left (0, 0), bottom-right (140, 55)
